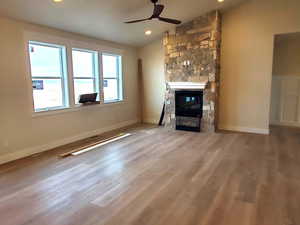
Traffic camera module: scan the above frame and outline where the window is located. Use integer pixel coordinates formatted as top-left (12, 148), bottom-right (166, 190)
top-left (72, 49), bottom-right (99, 104)
top-left (29, 42), bottom-right (68, 112)
top-left (102, 54), bottom-right (123, 102)
top-left (26, 34), bottom-right (124, 114)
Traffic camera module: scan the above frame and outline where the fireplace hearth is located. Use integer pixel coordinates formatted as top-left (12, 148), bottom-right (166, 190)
top-left (175, 90), bottom-right (203, 132)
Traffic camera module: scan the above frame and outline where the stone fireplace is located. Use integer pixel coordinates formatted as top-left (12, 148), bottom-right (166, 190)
top-left (163, 11), bottom-right (221, 132)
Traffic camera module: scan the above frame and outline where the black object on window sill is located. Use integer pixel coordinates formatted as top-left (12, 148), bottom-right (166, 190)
top-left (79, 93), bottom-right (98, 104)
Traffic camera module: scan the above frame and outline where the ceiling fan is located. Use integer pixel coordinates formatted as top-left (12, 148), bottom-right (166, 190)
top-left (125, 0), bottom-right (182, 25)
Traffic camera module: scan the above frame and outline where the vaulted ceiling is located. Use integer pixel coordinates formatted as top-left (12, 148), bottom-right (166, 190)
top-left (0, 0), bottom-right (245, 46)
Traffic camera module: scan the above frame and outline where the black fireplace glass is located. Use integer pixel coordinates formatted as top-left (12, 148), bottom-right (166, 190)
top-left (175, 90), bottom-right (203, 117)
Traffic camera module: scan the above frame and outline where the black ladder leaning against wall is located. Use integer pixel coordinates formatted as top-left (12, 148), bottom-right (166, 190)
top-left (158, 103), bottom-right (165, 126)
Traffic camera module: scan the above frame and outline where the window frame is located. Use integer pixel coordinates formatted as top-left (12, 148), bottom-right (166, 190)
top-left (28, 41), bottom-right (69, 112)
top-left (24, 31), bottom-right (125, 117)
top-left (102, 53), bottom-right (123, 103)
top-left (71, 48), bottom-right (100, 104)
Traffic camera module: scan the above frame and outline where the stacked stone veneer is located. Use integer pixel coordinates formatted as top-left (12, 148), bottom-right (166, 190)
top-left (164, 11), bottom-right (221, 132)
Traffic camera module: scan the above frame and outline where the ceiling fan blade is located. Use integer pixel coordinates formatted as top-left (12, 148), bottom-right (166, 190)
top-left (152, 4), bottom-right (164, 18)
top-left (158, 17), bottom-right (182, 24)
top-left (125, 18), bottom-right (150, 24)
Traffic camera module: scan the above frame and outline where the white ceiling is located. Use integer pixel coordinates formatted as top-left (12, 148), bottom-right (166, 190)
top-left (0, 0), bottom-right (245, 47)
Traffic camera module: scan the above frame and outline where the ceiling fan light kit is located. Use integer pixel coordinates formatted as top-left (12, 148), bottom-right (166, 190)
top-left (125, 0), bottom-right (182, 25)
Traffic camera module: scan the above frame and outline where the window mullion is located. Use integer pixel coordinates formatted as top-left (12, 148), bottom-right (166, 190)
top-left (116, 56), bottom-right (119, 100)
top-left (60, 46), bottom-right (70, 108)
top-left (93, 53), bottom-right (98, 97)
top-left (118, 56), bottom-right (123, 101)
top-left (66, 46), bottom-right (76, 107)
top-left (99, 52), bottom-right (104, 102)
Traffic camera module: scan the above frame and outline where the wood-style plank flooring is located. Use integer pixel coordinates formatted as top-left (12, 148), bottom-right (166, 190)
top-left (0, 124), bottom-right (300, 225)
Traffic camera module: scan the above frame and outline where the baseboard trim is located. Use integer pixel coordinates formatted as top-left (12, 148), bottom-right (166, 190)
top-left (0, 119), bottom-right (140, 165)
top-left (270, 121), bottom-right (300, 128)
top-left (219, 125), bottom-right (269, 135)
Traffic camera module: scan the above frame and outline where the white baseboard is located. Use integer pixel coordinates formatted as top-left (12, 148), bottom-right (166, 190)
top-left (270, 121), bottom-right (300, 128)
top-left (0, 119), bottom-right (139, 165)
top-left (219, 125), bottom-right (269, 135)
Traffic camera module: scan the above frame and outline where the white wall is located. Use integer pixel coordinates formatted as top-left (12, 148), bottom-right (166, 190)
top-left (138, 39), bottom-right (165, 124)
top-left (0, 16), bottom-right (140, 164)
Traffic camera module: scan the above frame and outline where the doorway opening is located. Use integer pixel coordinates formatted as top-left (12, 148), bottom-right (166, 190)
top-left (270, 32), bottom-right (300, 128)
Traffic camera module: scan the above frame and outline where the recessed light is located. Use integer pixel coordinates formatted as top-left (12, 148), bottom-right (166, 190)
top-left (218, 0), bottom-right (224, 2)
top-left (53, 0), bottom-right (63, 3)
top-left (145, 30), bottom-right (152, 36)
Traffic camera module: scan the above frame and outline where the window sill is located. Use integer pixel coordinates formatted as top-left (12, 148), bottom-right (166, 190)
top-left (32, 100), bottom-right (125, 118)
top-left (104, 99), bottom-right (124, 104)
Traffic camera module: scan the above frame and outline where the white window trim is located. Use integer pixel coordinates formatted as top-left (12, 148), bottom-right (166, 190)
top-left (23, 31), bottom-right (125, 117)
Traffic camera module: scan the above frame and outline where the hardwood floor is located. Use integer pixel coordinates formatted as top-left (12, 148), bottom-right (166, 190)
top-left (0, 124), bottom-right (300, 225)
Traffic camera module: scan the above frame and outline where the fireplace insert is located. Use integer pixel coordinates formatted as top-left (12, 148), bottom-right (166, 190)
top-left (175, 90), bottom-right (203, 132)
